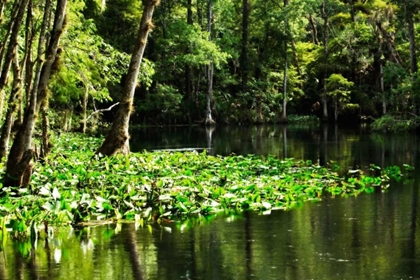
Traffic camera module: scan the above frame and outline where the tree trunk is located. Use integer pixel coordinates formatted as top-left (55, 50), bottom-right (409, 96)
top-left (376, 21), bottom-right (403, 65)
top-left (407, 11), bottom-right (418, 74)
top-left (0, 0), bottom-right (29, 119)
top-left (0, 0), bottom-right (6, 24)
top-left (380, 60), bottom-right (386, 115)
top-left (35, 0), bottom-right (67, 113)
top-left (205, 63), bottom-right (215, 126)
top-left (280, 0), bottom-right (289, 123)
top-left (321, 0), bottom-right (329, 122)
top-left (63, 109), bottom-right (68, 131)
top-left (205, 0), bottom-right (215, 126)
top-left (23, 0), bottom-right (34, 119)
top-left (334, 97), bottom-right (338, 123)
top-left (185, 0), bottom-right (192, 123)
top-left (0, 0), bottom-right (20, 68)
top-left (308, 14), bottom-right (319, 45)
top-left (349, 0), bottom-right (357, 82)
top-left (281, 48), bottom-right (288, 123)
top-left (82, 84), bottom-right (88, 133)
top-left (0, 49), bottom-right (21, 160)
top-left (97, 0), bottom-right (160, 156)
top-left (241, 0), bottom-right (249, 94)
top-left (40, 108), bottom-right (50, 160)
top-left (282, 125), bottom-right (287, 158)
top-left (4, 0), bottom-right (66, 188)
top-left (407, 10), bottom-right (418, 113)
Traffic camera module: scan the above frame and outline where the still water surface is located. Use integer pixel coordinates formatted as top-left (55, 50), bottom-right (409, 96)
top-left (1, 125), bottom-right (420, 279)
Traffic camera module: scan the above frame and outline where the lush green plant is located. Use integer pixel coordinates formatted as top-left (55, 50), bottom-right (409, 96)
top-left (287, 115), bottom-right (319, 124)
top-left (0, 133), bottom-right (412, 238)
top-left (371, 115), bottom-right (420, 132)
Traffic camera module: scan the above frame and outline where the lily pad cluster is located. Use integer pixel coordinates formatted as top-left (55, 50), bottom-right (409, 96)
top-left (0, 133), bottom-right (410, 236)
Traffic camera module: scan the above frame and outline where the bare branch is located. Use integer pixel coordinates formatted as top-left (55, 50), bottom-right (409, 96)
top-left (86, 102), bottom-right (119, 121)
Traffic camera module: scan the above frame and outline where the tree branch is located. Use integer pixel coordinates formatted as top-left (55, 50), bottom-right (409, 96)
top-left (86, 102), bottom-right (119, 121)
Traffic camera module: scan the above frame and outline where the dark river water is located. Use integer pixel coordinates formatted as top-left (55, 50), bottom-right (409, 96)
top-left (1, 124), bottom-right (420, 279)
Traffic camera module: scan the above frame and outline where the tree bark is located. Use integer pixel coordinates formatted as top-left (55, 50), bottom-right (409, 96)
top-left (185, 0), bottom-right (192, 123)
top-left (4, 0), bottom-right (66, 188)
top-left (280, 0), bottom-right (289, 123)
top-left (0, 0), bottom-right (29, 119)
top-left (0, 0), bottom-right (6, 24)
top-left (0, 0), bottom-right (32, 161)
top-left (334, 97), bottom-right (338, 122)
top-left (40, 108), bottom-right (50, 159)
top-left (321, 0), bottom-right (329, 122)
top-left (308, 14), bottom-right (319, 45)
top-left (240, 0), bottom-right (249, 94)
top-left (407, 11), bottom-right (418, 74)
top-left (0, 49), bottom-right (21, 160)
top-left (407, 10), bottom-right (418, 113)
top-left (380, 60), bottom-right (386, 115)
top-left (97, 0), bottom-right (160, 156)
top-left (376, 21), bottom-right (403, 65)
top-left (0, 0), bottom-right (20, 68)
top-left (82, 83), bottom-right (88, 133)
top-left (281, 57), bottom-right (288, 123)
top-left (205, 0), bottom-right (215, 126)
top-left (23, 0), bottom-right (34, 120)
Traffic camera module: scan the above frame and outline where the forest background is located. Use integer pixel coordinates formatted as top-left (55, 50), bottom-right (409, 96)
top-left (2, 0), bottom-right (419, 132)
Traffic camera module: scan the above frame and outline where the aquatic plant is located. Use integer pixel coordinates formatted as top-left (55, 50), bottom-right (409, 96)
top-left (0, 133), bottom-right (412, 237)
top-left (371, 115), bottom-right (420, 132)
top-left (287, 115), bottom-right (319, 124)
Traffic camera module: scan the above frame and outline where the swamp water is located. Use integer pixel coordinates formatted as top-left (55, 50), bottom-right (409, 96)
top-left (1, 125), bottom-right (420, 279)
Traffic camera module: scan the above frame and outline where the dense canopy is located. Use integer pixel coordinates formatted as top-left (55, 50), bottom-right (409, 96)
top-left (1, 0), bottom-right (419, 128)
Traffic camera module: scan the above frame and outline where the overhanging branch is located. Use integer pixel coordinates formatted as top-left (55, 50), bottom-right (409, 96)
top-left (86, 102), bottom-right (120, 121)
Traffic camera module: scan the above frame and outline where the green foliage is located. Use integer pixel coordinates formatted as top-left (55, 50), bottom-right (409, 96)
top-left (49, 1), bottom-right (155, 119)
top-left (161, 21), bottom-right (230, 69)
top-left (3, 0), bottom-right (420, 126)
top-left (287, 115), bottom-right (319, 124)
top-left (94, 0), bottom-right (142, 53)
top-left (371, 115), bottom-right (420, 132)
top-left (326, 73), bottom-right (354, 100)
top-left (0, 133), bottom-right (411, 237)
top-left (135, 84), bottom-right (183, 123)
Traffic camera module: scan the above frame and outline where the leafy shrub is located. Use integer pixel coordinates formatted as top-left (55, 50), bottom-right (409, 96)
top-left (287, 115), bottom-right (319, 124)
top-left (371, 115), bottom-right (420, 132)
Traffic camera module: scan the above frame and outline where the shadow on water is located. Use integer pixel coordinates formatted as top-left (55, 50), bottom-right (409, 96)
top-left (2, 124), bottom-right (420, 279)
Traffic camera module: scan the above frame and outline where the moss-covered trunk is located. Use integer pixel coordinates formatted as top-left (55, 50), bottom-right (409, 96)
top-left (0, 0), bottom-right (6, 23)
top-left (4, 0), bottom-right (66, 188)
top-left (0, 0), bottom-right (29, 120)
top-left (0, 50), bottom-right (22, 161)
top-left (97, 0), bottom-right (160, 156)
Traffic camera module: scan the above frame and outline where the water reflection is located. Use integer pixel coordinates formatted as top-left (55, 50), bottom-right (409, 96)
top-left (2, 190), bottom-right (420, 279)
top-left (130, 124), bottom-right (418, 169)
top-left (2, 125), bottom-right (420, 279)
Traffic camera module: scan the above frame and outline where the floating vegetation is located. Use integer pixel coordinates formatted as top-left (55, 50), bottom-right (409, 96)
top-left (0, 133), bottom-right (412, 237)
top-left (371, 115), bottom-right (420, 132)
